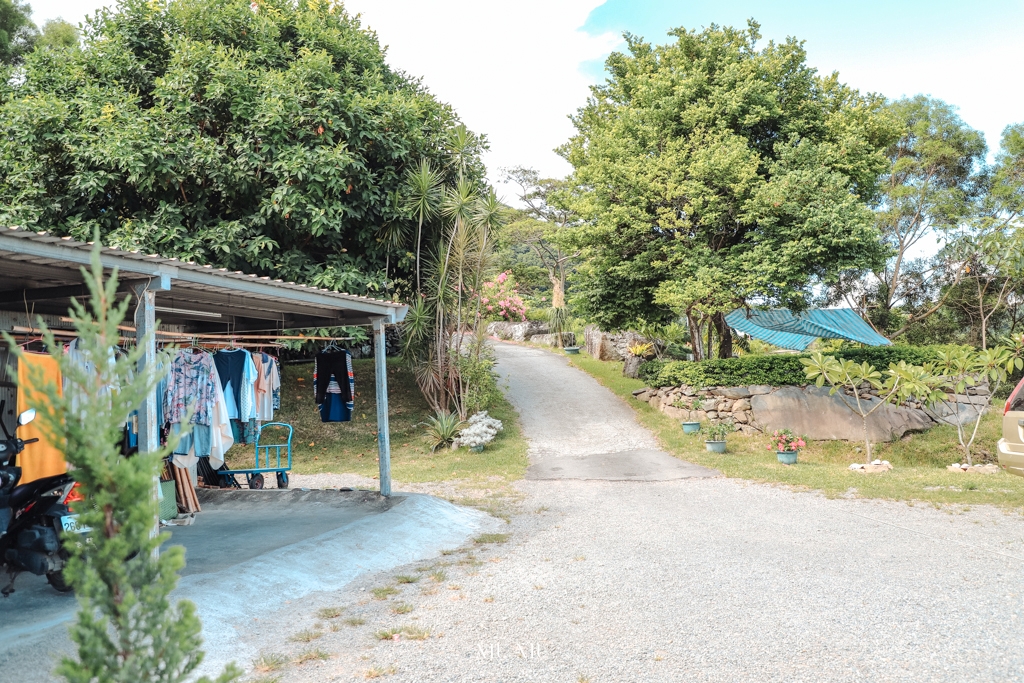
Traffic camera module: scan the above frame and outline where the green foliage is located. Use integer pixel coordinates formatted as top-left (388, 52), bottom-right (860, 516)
top-left (704, 422), bottom-right (730, 442)
top-left (653, 355), bottom-right (809, 389)
top-left (37, 18), bottom-right (80, 50)
top-left (3, 243), bottom-right (239, 683)
top-left (422, 411), bottom-right (465, 452)
top-left (0, 0), bottom-right (483, 297)
top-left (645, 345), bottom-right (960, 389)
top-left (0, 0), bottom-right (35, 64)
top-left (561, 21), bottom-right (894, 330)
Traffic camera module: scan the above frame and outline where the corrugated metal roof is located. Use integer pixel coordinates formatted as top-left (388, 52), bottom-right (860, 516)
top-left (726, 308), bottom-right (890, 351)
top-left (0, 227), bottom-right (407, 324)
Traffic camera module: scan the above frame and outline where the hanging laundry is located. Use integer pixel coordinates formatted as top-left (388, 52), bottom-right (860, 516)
top-left (272, 356), bottom-right (282, 411)
top-left (175, 361), bottom-right (234, 470)
top-left (17, 352), bottom-right (67, 484)
top-left (313, 349), bottom-right (354, 422)
top-left (164, 350), bottom-right (218, 426)
top-left (213, 348), bottom-right (257, 421)
top-left (253, 352), bottom-right (280, 422)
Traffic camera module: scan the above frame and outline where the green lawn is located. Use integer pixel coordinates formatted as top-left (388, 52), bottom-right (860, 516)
top-left (225, 358), bottom-right (527, 484)
top-left (568, 351), bottom-right (1024, 510)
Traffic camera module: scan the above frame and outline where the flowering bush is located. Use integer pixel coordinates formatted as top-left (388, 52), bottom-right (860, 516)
top-left (452, 411), bottom-right (504, 449)
top-left (477, 271), bottom-right (527, 322)
top-left (767, 428), bottom-right (805, 453)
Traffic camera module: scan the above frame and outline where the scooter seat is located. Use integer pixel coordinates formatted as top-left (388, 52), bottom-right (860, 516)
top-left (9, 475), bottom-right (69, 510)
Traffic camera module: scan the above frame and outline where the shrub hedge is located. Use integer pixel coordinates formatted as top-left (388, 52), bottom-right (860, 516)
top-left (640, 345), bottom-right (961, 389)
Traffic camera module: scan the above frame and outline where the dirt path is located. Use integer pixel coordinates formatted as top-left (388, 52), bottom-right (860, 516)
top-left (264, 344), bottom-right (1024, 682)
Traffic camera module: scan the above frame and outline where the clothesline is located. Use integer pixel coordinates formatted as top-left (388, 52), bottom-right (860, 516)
top-left (11, 326), bottom-right (351, 343)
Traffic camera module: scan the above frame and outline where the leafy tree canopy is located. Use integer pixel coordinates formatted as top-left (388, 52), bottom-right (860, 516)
top-left (0, 0), bottom-right (484, 296)
top-left (561, 20), bottom-right (896, 332)
top-left (37, 17), bottom-right (79, 50)
top-left (0, 0), bottom-right (35, 64)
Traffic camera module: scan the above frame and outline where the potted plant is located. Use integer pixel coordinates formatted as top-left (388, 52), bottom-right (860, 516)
top-left (681, 421), bottom-right (701, 434)
top-left (768, 428), bottom-right (805, 465)
top-left (704, 421), bottom-right (730, 453)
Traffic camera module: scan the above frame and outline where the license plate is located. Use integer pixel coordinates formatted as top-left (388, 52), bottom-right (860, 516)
top-left (61, 515), bottom-right (89, 533)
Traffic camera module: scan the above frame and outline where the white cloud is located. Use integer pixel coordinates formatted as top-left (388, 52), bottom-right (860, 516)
top-left (343, 0), bottom-right (618, 192)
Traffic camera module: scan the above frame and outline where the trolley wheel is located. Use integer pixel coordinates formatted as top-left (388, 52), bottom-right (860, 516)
top-left (276, 471), bottom-right (289, 489)
top-left (249, 473), bottom-right (265, 490)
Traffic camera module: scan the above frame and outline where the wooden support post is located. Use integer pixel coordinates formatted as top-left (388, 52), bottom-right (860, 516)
top-left (133, 283), bottom-right (161, 548)
top-left (372, 317), bottom-right (392, 497)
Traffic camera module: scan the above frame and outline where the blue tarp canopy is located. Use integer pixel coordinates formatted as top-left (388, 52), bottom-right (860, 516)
top-left (725, 308), bottom-right (891, 351)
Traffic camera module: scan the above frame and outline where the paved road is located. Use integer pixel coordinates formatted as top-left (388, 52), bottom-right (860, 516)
top-left (494, 343), bottom-right (717, 480)
top-left (296, 343), bottom-right (1024, 683)
top-left (0, 489), bottom-right (498, 682)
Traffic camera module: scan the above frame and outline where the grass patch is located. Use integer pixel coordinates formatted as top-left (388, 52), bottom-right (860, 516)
top-left (364, 665), bottom-right (398, 679)
top-left (371, 586), bottom-right (399, 600)
top-left (568, 351), bottom-right (1024, 509)
top-left (374, 625), bottom-right (430, 641)
top-left (225, 359), bottom-right (527, 484)
top-left (252, 653), bottom-right (287, 673)
top-left (344, 617), bottom-right (366, 627)
top-left (317, 606), bottom-right (344, 619)
top-left (252, 678), bottom-right (281, 683)
top-left (473, 533), bottom-right (510, 545)
top-left (395, 574), bottom-right (419, 584)
top-left (293, 648), bottom-right (329, 664)
top-left (289, 629), bottom-right (322, 643)
top-left (428, 569), bottom-right (447, 583)
top-left (390, 602), bottom-right (414, 615)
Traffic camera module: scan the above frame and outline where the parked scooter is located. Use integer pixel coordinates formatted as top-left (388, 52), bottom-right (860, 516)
top-left (0, 401), bottom-right (85, 595)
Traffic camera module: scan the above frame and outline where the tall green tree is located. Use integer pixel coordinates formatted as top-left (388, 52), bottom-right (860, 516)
top-left (0, 0), bottom-right (35, 64)
top-left (560, 21), bottom-right (894, 358)
top-left (846, 96), bottom-right (987, 338)
top-left (501, 166), bottom-right (579, 309)
top-left (0, 0), bottom-right (484, 297)
top-left (37, 17), bottom-right (79, 50)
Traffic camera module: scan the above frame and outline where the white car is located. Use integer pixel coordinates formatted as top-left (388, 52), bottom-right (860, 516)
top-left (997, 377), bottom-right (1024, 476)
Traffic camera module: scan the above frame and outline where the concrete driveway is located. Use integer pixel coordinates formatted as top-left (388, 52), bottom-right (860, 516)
top-left (0, 488), bottom-right (498, 681)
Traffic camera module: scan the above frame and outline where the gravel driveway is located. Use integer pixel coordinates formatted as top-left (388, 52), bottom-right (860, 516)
top-left (252, 343), bottom-right (1024, 682)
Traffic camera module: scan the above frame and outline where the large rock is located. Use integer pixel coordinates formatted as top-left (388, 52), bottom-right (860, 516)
top-left (750, 385), bottom-right (935, 442)
top-left (583, 326), bottom-right (651, 361)
top-left (928, 401), bottom-right (981, 427)
top-left (529, 332), bottom-right (576, 347)
top-left (487, 320), bottom-right (548, 342)
top-left (715, 386), bottom-right (752, 399)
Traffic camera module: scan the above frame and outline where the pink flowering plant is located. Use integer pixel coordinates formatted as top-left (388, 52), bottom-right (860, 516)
top-left (767, 428), bottom-right (805, 453)
top-left (476, 270), bottom-right (527, 322)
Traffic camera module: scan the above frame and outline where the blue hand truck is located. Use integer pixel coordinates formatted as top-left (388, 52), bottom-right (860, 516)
top-left (218, 422), bottom-right (293, 489)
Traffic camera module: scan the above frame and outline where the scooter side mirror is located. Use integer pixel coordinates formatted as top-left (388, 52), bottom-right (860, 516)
top-left (17, 409), bottom-right (36, 426)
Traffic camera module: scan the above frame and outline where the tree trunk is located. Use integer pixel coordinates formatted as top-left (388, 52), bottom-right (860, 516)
top-left (862, 416), bottom-right (872, 464)
top-left (687, 313), bottom-right (704, 361)
top-left (712, 311), bottom-right (732, 359)
top-left (550, 273), bottom-right (565, 308)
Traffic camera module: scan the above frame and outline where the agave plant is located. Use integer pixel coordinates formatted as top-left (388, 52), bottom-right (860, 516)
top-left (423, 410), bottom-right (466, 451)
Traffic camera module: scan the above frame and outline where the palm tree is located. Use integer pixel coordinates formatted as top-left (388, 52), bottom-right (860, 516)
top-left (404, 159), bottom-right (442, 294)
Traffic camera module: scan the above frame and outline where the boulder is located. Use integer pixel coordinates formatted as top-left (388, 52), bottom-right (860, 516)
top-left (714, 386), bottom-right (753, 399)
top-left (662, 405), bottom-right (687, 420)
top-left (529, 332), bottom-right (576, 347)
top-left (748, 385), bottom-right (774, 395)
top-left (750, 385), bottom-right (934, 442)
top-left (487, 320), bottom-right (548, 341)
top-left (733, 411), bottom-right (749, 424)
top-left (929, 401), bottom-right (981, 427)
top-left (731, 399), bottom-right (751, 412)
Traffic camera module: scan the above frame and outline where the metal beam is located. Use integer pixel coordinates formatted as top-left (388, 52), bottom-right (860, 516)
top-left (0, 279), bottom-right (151, 305)
top-left (373, 317), bottom-right (392, 497)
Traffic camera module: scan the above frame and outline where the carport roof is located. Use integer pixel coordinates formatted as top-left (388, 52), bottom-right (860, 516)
top-left (0, 227), bottom-right (407, 332)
